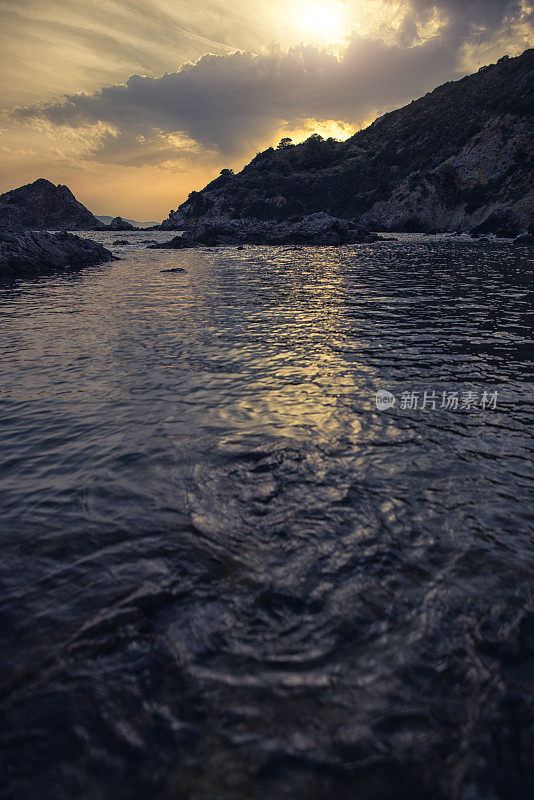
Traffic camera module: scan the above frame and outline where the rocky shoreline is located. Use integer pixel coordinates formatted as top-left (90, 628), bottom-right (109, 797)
top-left (149, 213), bottom-right (386, 248)
top-left (0, 228), bottom-right (116, 281)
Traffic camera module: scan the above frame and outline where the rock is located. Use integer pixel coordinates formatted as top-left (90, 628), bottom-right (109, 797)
top-left (140, 239), bottom-right (157, 244)
top-left (149, 235), bottom-right (189, 250)
top-left (160, 268), bottom-right (186, 273)
top-left (113, 239), bottom-right (130, 245)
top-left (471, 209), bottom-right (521, 238)
top-left (0, 228), bottom-right (117, 280)
top-left (0, 179), bottom-right (105, 230)
top-left (0, 229), bottom-right (20, 245)
top-left (107, 217), bottom-right (136, 231)
top-left (149, 214), bottom-right (382, 249)
top-left (513, 232), bottom-right (534, 245)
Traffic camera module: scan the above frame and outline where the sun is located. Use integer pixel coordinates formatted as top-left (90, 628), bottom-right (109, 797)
top-left (293, 1), bottom-right (348, 45)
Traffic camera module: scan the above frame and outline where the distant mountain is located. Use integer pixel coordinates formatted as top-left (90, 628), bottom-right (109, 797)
top-left (96, 215), bottom-right (159, 228)
top-left (0, 179), bottom-right (103, 230)
top-left (163, 49), bottom-right (534, 236)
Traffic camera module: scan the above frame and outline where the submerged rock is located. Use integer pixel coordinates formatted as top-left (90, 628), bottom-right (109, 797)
top-left (113, 239), bottom-right (130, 245)
top-left (149, 214), bottom-right (382, 249)
top-left (0, 228), bottom-right (116, 280)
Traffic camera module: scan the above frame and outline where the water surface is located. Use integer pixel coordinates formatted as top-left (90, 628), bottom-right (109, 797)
top-left (1, 232), bottom-right (533, 799)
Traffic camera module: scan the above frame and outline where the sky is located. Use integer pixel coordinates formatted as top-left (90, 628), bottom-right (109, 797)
top-left (0, 1), bottom-right (532, 220)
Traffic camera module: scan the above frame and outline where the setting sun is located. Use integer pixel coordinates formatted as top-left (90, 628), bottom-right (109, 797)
top-left (293, 0), bottom-right (349, 44)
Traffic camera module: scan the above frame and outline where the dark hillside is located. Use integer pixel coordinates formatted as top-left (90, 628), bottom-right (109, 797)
top-left (0, 179), bottom-right (104, 230)
top-left (164, 50), bottom-right (533, 234)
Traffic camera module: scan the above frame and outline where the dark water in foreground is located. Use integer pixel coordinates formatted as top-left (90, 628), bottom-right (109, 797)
top-left (0, 233), bottom-right (533, 800)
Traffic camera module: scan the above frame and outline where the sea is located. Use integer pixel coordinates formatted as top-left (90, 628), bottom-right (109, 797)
top-left (0, 231), bottom-right (533, 799)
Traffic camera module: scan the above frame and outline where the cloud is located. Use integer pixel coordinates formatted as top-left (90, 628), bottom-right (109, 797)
top-left (6, 37), bottom-right (471, 160)
top-left (0, 0), bottom-right (239, 108)
top-left (408, 0), bottom-right (525, 29)
top-left (1, 0), bottom-right (531, 218)
top-left (5, 1), bottom-right (533, 168)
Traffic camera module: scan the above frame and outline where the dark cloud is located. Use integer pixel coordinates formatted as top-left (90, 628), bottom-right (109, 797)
top-left (396, 0), bottom-right (529, 46)
top-left (8, 1), bottom-right (532, 165)
top-left (9, 37), bottom-right (467, 159)
top-left (409, 0), bottom-right (524, 28)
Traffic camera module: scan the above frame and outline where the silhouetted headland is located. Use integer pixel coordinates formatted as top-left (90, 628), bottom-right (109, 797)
top-left (162, 50), bottom-right (533, 237)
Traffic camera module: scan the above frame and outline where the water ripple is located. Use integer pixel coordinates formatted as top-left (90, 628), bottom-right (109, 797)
top-left (0, 233), bottom-right (533, 799)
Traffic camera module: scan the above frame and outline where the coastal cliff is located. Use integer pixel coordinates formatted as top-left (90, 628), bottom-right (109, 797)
top-left (163, 49), bottom-right (534, 235)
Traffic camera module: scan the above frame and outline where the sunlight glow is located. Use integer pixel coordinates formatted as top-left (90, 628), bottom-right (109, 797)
top-left (283, 118), bottom-right (358, 143)
top-left (293, 1), bottom-right (349, 45)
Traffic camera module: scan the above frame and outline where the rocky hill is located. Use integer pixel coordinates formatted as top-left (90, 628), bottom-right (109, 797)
top-left (164, 49), bottom-right (534, 235)
top-left (0, 179), bottom-right (104, 230)
top-left (96, 215), bottom-right (159, 228)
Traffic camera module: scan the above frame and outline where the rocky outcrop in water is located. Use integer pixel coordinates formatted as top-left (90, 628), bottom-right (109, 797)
top-left (0, 179), bottom-right (105, 230)
top-left (105, 216), bottom-right (137, 231)
top-left (513, 232), bottom-right (534, 244)
top-left (163, 50), bottom-right (533, 236)
top-left (0, 228), bottom-right (116, 280)
top-left (150, 214), bottom-right (382, 248)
